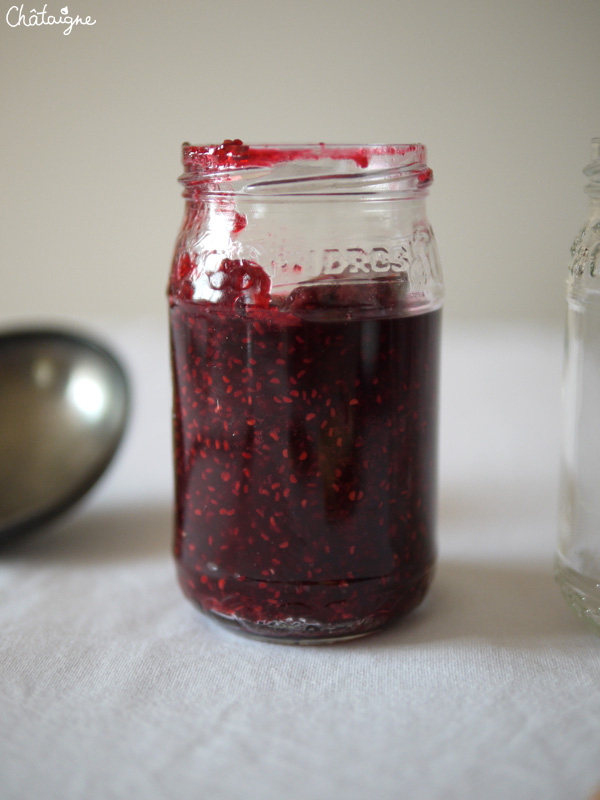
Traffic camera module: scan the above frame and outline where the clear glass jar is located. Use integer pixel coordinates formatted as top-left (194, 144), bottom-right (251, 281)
top-left (168, 141), bottom-right (443, 643)
top-left (556, 138), bottom-right (600, 632)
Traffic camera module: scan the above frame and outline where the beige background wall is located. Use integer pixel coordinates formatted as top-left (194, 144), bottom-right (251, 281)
top-left (1, 0), bottom-right (599, 329)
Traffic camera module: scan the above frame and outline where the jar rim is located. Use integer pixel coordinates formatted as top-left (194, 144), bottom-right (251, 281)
top-left (180, 141), bottom-right (432, 197)
top-left (182, 140), bottom-right (427, 166)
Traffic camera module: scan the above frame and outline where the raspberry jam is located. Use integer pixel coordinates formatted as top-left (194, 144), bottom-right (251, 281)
top-left (169, 142), bottom-right (443, 642)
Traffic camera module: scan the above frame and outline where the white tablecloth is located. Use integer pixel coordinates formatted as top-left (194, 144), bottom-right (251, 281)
top-left (1, 320), bottom-right (599, 800)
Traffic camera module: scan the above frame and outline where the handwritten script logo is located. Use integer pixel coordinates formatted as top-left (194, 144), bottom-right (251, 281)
top-left (6, 4), bottom-right (96, 34)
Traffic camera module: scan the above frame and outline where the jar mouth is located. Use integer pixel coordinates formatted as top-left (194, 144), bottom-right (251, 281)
top-left (180, 141), bottom-right (433, 197)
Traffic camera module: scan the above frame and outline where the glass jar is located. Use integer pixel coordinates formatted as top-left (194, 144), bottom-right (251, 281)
top-left (556, 138), bottom-right (600, 633)
top-left (168, 141), bottom-right (443, 643)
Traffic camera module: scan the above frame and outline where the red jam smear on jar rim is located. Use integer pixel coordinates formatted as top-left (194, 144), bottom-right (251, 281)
top-left (181, 140), bottom-right (433, 183)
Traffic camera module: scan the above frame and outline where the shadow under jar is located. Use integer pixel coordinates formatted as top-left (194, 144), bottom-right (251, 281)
top-left (168, 141), bottom-right (444, 643)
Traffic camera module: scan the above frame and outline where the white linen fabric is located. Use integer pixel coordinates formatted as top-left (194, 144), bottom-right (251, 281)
top-left (1, 321), bottom-right (599, 800)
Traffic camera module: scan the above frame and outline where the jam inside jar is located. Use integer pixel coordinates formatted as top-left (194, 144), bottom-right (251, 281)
top-left (168, 142), bottom-right (443, 642)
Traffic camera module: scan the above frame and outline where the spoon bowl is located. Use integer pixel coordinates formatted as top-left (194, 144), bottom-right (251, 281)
top-left (0, 328), bottom-right (129, 543)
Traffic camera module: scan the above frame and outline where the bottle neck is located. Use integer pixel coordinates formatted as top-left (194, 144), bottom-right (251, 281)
top-left (584, 138), bottom-right (600, 201)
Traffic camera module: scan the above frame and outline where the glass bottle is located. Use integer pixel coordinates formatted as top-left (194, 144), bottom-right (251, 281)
top-left (168, 141), bottom-right (443, 643)
top-left (556, 138), bottom-right (600, 632)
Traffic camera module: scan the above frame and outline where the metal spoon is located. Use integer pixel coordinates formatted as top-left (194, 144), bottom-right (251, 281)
top-left (0, 328), bottom-right (130, 543)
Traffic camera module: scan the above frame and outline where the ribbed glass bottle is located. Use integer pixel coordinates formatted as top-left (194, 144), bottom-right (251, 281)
top-left (556, 138), bottom-right (600, 632)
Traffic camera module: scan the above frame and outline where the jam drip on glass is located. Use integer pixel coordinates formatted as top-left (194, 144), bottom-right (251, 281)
top-left (169, 260), bottom-right (440, 641)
